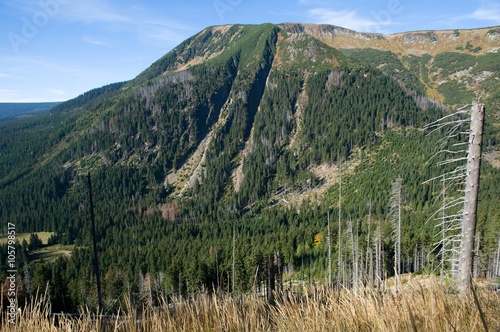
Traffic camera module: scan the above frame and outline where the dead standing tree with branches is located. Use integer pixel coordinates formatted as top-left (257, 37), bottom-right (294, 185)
top-left (424, 102), bottom-right (485, 293)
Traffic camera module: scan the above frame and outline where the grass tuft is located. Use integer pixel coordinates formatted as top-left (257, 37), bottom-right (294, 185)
top-left (2, 276), bottom-right (499, 331)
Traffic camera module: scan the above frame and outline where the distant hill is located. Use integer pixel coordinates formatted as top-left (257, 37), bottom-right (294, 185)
top-left (0, 102), bottom-right (61, 119)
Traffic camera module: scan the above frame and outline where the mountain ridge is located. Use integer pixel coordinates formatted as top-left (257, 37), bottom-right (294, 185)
top-left (0, 22), bottom-right (499, 312)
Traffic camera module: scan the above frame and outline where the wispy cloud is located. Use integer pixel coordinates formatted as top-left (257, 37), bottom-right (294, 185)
top-left (58, 0), bottom-right (130, 24)
top-left (7, 0), bottom-right (196, 48)
top-left (444, 3), bottom-right (500, 27)
top-left (0, 55), bottom-right (93, 102)
top-left (0, 55), bottom-right (80, 75)
top-left (307, 8), bottom-right (392, 33)
top-left (0, 89), bottom-right (23, 101)
top-left (467, 5), bottom-right (500, 22)
top-left (82, 35), bottom-right (110, 46)
top-left (45, 88), bottom-right (66, 96)
top-left (56, 1), bottom-right (195, 47)
top-left (135, 20), bottom-right (192, 47)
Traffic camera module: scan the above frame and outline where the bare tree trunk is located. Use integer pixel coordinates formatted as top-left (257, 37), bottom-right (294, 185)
top-left (390, 177), bottom-right (403, 277)
top-left (459, 103), bottom-right (485, 293)
top-left (337, 158), bottom-right (342, 289)
top-left (414, 244), bottom-right (419, 272)
top-left (232, 221), bottom-right (236, 293)
top-left (87, 172), bottom-right (103, 311)
top-left (216, 249), bottom-right (220, 293)
top-left (375, 223), bottom-right (381, 288)
top-left (495, 237), bottom-right (500, 277)
top-left (327, 211), bottom-right (332, 287)
top-left (355, 219), bottom-right (359, 289)
top-left (366, 202), bottom-right (373, 284)
top-left (474, 232), bottom-right (481, 279)
top-left (441, 174), bottom-right (446, 277)
top-left (349, 216), bottom-right (359, 291)
top-left (267, 255), bottom-right (276, 305)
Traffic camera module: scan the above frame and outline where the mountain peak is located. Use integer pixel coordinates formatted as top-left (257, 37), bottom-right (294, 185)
top-left (0, 23), bottom-right (499, 311)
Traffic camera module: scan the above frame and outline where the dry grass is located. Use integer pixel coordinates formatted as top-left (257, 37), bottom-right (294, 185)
top-left (3, 276), bottom-right (499, 331)
top-left (0, 232), bottom-right (53, 246)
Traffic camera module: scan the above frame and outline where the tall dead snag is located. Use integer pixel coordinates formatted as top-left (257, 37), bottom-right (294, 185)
top-left (327, 211), bottom-right (332, 287)
top-left (423, 105), bottom-right (470, 278)
top-left (87, 172), bottom-right (103, 311)
top-left (337, 158), bottom-right (343, 289)
top-left (390, 176), bottom-right (403, 278)
top-left (495, 237), bottom-right (500, 278)
top-left (365, 202), bottom-right (373, 285)
top-left (459, 103), bottom-right (485, 293)
top-left (232, 221), bottom-right (236, 293)
top-left (267, 252), bottom-right (282, 305)
top-left (374, 220), bottom-right (383, 288)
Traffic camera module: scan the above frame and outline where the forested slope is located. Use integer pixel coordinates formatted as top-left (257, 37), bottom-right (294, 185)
top-left (0, 23), bottom-right (499, 312)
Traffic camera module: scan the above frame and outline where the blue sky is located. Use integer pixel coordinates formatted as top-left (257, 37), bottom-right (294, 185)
top-left (0, 0), bottom-right (499, 102)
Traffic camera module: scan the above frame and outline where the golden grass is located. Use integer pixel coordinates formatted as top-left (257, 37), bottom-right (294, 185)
top-left (29, 244), bottom-right (73, 263)
top-left (2, 276), bottom-right (499, 331)
top-left (0, 232), bottom-right (53, 246)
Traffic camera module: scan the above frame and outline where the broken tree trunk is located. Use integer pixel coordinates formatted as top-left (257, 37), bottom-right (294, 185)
top-left (458, 103), bottom-right (485, 293)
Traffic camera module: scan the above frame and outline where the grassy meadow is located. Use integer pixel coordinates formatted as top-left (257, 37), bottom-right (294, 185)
top-left (2, 275), bottom-right (499, 331)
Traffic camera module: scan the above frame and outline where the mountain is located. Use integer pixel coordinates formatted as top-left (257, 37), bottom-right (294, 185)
top-left (0, 102), bottom-right (60, 120)
top-left (0, 23), bottom-right (499, 312)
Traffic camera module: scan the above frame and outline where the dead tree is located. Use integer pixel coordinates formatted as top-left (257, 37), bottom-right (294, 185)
top-left (365, 202), bottom-right (373, 284)
top-left (337, 158), bottom-right (343, 289)
top-left (473, 232), bottom-right (481, 279)
top-left (425, 102), bottom-right (486, 291)
top-left (232, 221), bottom-right (236, 293)
top-left (374, 222), bottom-right (382, 288)
top-left (459, 103), bottom-right (485, 293)
top-left (348, 216), bottom-right (356, 290)
top-left (267, 252), bottom-right (282, 305)
top-left (430, 172), bottom-right (463, 278)
top-left (87, 172), bottom-right (103, 311)
top-left (327, 211), bottom-right (332, 287)
top-left (390, 176), bottom-right (403, 277)
top-left (495, 237), bottom-right (500, 277)
top-left (424, 104), bottom-right (472, 279)
top-left (440, 174), bottom-right (447, 277)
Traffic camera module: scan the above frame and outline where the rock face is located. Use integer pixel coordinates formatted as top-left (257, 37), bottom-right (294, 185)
top-left (486, 28), bottom-right (500, 41)
top-left (280, 23), bottom-right (499, 108)
top-left (279, 23), bottom-right (500, 56)
top-left (280, 23), bottom-right (386, 41)
top-left (399, 31), bottom-right (438, 44)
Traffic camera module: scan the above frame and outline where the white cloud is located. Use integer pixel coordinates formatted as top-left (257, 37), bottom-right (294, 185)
top-left (82, 35), bottom-right (110, 46)
top-left (445, 4), bottom-right (500, 27)
top-left (56, 1), bottom-right (196, 47)
top-left (0, 89), bottom-right (22, 101)
top-left (58, 0), bottom-right (130, 25)
top-left (45, 88), bottom-right (66, 96)
top-left (135, 20), bottom-right (192, 47)
top-left (0, 55), bottom-right (92, 102)
top-left (468, 5), bottom-right (500, 22)
top-left (307, 8), bottom-right (391, 33)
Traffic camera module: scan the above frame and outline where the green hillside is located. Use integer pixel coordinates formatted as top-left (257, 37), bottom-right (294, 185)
top-left (0, 23), bottom-right (498, 313)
